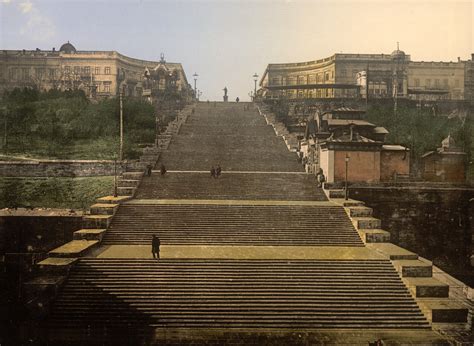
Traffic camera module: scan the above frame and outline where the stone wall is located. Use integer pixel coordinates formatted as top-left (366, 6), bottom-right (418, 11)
top-left (350, 186), bottom-right (474, 286)
top-left (0, 213), bottom-right (83, 309)
top-left (0, 160), bottom-right (129, 177)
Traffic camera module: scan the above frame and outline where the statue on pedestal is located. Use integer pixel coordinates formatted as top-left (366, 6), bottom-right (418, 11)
top-left (223, 87), bottom-right (228, 102)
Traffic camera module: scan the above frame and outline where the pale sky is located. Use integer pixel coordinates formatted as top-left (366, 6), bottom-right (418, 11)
top-left (1, 0), bottom-right (473, 101)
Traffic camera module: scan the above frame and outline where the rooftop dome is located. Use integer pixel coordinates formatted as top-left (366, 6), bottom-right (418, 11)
top-left (391, 43), bottom-right (405, 60)
top-left (59, 41), bottom-right (76, 53)
top-left (391, 49), bottom-right (405, 59)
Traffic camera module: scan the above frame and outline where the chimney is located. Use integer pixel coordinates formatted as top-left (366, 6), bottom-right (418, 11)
top-left (457, 57), bottom-right (461, 62)
top-left (52, 47), bottom-right (56, 52)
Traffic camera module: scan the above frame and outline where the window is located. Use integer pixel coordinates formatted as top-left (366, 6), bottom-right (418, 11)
top-left (104, 82), bottom-right (111, 93)
top-left (271, 77), bottom-right (280, 86)
top-left (74, 66), bottom-right (80, 74)
top-left (84, 66), bottom-right (90, 75)
top-left (426, 79), bottom-right (431, 87)
top-left (104, 67), bottom-right (111, 75)
top-left (455, 79), bottom-right (460, 87)
top-left (325, 72), bottom-right (329, 81)
top-left (9, 68), bottom-right (18, 80)
top-left (65, 66), bottom-right (71, 74)
top-left (49, 69), bottom-right (56, 79)
top-left (94, 67), bottom-right (100, 75)
top-left (298, 76), bottom-right (305, 84)
top-left (340, 69), bottom-right (347, 77)
top-left (443, 79), bottom-right (448, 87)
top-left (414, 79), bottom-right (420, 87)
top-left (434, 79), bottom-right (440, 88)
top-left (22, 68), bottom-right (30, 80)
top-left (331, 71), bottom-right (334, 79)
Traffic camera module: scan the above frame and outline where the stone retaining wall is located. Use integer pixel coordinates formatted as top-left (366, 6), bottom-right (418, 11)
top-left (0, 160), bottom-right (131, 177)
top-left (350, 186), bottom-right (474, 286)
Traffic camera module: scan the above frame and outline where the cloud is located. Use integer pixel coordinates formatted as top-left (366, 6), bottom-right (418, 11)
top-left (16, 1), bottom-right (56, 42)
top-left (19, 0), bottom-right (32, 12)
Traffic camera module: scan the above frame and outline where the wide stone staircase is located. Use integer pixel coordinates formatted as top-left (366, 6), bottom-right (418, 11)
top-left (103, 203), bottom-right (363, 246)
top-left (37, 102), bottom-right (457, 344)
top-left (136, 172), bottom-right (326, 200)
top-left (156, 104), bottom-right (303, 172)
top-left (45, 258), bottom-right (430, 342)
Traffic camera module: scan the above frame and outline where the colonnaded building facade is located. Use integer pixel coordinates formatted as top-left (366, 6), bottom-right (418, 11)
top-left (259, 47), bottom-right (474, 103)
top-left (0, 41), bottom-right (192, 99)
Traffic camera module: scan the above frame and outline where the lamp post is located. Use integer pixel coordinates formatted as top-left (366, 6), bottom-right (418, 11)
top-left (193, 73), bottom-right (198, 100)
top-left (118, 85), bottom-right (126, 162)
top-left (344, 154), bottom-right (350, 200)
top-left (113, 156), bottom-right (118, 197)
top-left (253, 73), bottom-right (259, 100)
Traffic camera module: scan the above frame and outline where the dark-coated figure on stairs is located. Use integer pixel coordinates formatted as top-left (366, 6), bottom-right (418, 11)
top-left (152, 235), bottom-right (160, 259)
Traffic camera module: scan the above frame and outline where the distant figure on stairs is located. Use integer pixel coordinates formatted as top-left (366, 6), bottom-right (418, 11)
top-left (316, 168), bottom-right (325, 188)
top-left (151, 235), bottom-right (160, 259)
top-left (236, 97), bottom-right (240, 102)
top-left (160, 164), bottom-right (167, 175)
top-left (210, 166), bottom-right (216, 178)
top-left (216, 164), bottom-right (222, 178)
top-left (145, 164), bottom-right (152, 177)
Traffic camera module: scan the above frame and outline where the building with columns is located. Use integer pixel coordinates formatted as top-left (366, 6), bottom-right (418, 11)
top-left (259, 49), bottom-right (473, 102)
top-left (0, 42), bottom-right (191, 99)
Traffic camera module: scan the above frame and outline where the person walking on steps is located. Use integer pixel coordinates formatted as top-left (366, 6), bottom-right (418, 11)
top-left (160, 164), bottom-right (167, 176)
top-left (145, 164), bottom-right (152, 177)
top-left (316, 168), bottom-right (325, 188)
top-left (210, 166), bottom-right (216, 178)
top-left (216, 164), bottom-right (222, 178)
top-left (152, 235), bottom-right (161, 259)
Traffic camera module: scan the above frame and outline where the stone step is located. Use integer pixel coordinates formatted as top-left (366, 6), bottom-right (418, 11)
top-left (393, 260), bottom-right (433, 278)
top-left (82, 215), bottom-right (113, 229)
top-left (122, 172), bottom-right (144, 180)
top-left (117, 186), bottom-right (136, 196)
top-left (89, 203), bottom-right (119, 215)
top-left (96, 195), bottom-right (132, 204)
top-left (48, 240), bottom-right (99, 258)
top-left (358, 229), bottom-right (391, 243)
top-left (366, 243), bottom-right (419, 260)
top-left (352, 217), bottom-right (382, 230)
top-left (332, 199), bottom-right (366, 207)
top-left (347, 206), bottom-right (373, 217)
top-left (37, 257), bottom-right (78, 274)
top-left (23, 275), bottom-right (67, 302)
top-left (117, 179), bottom-right (140, 188)
top-left (403, 278), bottom-right (449, 298)
top-left (142, 147), bottom-right (160, 155)
top-left (73, 229), bottom-right (107, 241)
top-left (140, 154), bottom-right (159, 162)
top-left (417, 298), bottom-right (468, 323)
top-left (328, 189), bottom-right (345, 199)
